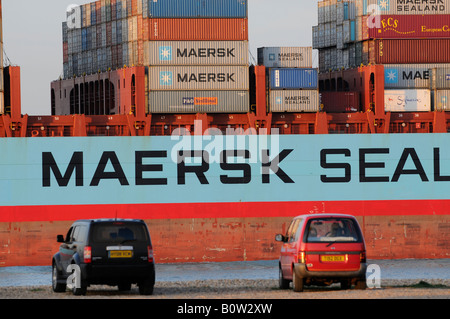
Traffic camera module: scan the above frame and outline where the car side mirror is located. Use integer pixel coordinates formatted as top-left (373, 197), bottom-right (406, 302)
top-left (57, 235), bottom-right (65, 243)
top-left (275, 234), bottom-right (287, 242)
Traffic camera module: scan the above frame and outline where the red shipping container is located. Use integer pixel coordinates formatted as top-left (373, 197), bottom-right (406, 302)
top-left (148, 19), bottom-right (248, 41)
top-left (321, 92), bottom-right (360, 113)
top-left (142, 18), bottom-right (149, 41)
top-left (366, 15), bottom-right (450, 39)
top-left (369, 39), bottom-right (450, 64)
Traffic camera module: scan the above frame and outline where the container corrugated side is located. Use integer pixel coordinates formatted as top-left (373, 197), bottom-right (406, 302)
top-left (363, 0), bottom-right (450, 15)
top-left (269, 68), bottom-right (318, 90)
top-left (257, 47), bottom-right (313, 68)
top-left (370, 39), bottom-right (450, 64)
top-left (149, 19), bottom-right (248, 41)
top-left (148, 66), bottom-right (249, 91)
top-left (385, 89), bottom-right (432, 112)
top-left (366, 15), bottom-right (450, 39)
top-left (269, 90), bottom-right (319, 113)
top-left (146, 41), bottom-right (249, 66)
top-left (148, 0), bottom-right (248, 18)
top-left (434, 90), bottom-right (450, 111)
top-left (431, 68), bottom-right (450, 89)
top-left (148, 90), bottom-right (250, 113)
top-left (384, 64), bottom-right (450, 89)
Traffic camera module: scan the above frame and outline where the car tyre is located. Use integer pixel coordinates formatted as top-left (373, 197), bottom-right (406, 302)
top-left (355, 277), bottom-right (367, 290)
top-left (52, 263), bottom-right (66, 293)
top-left (139, 277), bottom-right (155, 296)
top-left (118, 283), bottom-right (132, 291)
top-left (279, 266), bottom-right (290, 289)
top-left (292, 269), bottom-right (304, 292)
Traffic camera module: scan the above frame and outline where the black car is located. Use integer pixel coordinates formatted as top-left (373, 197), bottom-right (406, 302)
top-left (52, 219), bottom-right (156, 296)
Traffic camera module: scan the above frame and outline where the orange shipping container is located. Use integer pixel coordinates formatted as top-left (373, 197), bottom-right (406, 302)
top-left (149, 18), bottom-right (248, 41)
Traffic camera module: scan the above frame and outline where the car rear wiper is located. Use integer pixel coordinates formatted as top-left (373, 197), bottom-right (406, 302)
top-left (120, 239), bottom-right (137, 245)
top-left (326, 241), bottom-right (336, 247)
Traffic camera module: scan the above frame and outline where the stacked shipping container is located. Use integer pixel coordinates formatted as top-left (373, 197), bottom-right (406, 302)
top-left (314, 0), bottom-right (450, 112)
top-left (61, 0), bottom-right (250, 114)
top-left (145, 0), bottom-right (250, 113)
top-left (258, 47), bottom-right (319, 112)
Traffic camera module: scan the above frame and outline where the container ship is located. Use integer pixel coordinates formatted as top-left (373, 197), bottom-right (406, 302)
top-left (0, 0), bottom-right (449, 267)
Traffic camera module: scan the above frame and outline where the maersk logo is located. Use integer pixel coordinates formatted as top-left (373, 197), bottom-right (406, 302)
top-left (385, 69), bottom-right (398, 84)
top-left (160, 71), bottom-right (173, 86)
top-left (159, 46), bottom-right (172, 61)
top-left (275, 97), bottom-right (283, 104)
top-left (269, 54), bottom-right (276, 61)
top-left (378, 0), bottom-right (390, 11)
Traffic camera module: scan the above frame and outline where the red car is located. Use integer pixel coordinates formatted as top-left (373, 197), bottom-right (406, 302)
top-left (275, 214), bottom-right (367, 292)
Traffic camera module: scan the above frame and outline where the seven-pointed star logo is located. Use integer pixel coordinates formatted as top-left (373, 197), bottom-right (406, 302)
top-left (159, 46), bottom-right (172, 61)
top-left (385, 69), bottom-right (398, 84)
top-left (160, 71), bottom-right (173, 86)
top-left (378, 0), bottom-right (390, 11)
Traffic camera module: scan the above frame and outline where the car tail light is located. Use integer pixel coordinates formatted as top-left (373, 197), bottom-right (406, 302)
top-left (84, 246), bottom-right (92, 264)
top-left (148, 245), bottom-right (154, 263)
top-left (360, 250), bottom-right (366, 263)
top-left (297, 251), bottom-right (305, 264)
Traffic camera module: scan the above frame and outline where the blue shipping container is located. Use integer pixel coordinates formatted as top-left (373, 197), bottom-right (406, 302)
top-left (147, 0), bottom-right (248, 18)
top-left (269, 68), bottom-right (318, 90)
top-left (350, 20), bottom-right (356, 42)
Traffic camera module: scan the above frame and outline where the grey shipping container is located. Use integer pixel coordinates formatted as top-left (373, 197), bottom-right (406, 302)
top-left (258, 47), bottom-right (313, 68)
top-left (384, 64), bottom-right (450, 89)
top-left (431, 67), bottom-right (450, 89)
top-left (148, 90), bottom-right (250, 113)
top-left (269, 90), bottom-right (319, 113)
top-left (148, 66), bottom-right (249, 91)
top-left (146, 41), bottom-right (249, 66)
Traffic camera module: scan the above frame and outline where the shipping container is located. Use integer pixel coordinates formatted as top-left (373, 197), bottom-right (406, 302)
top-left (269, 90), bottom-right (319, 113)
top-left (148, 66), bottom-right (249, 91)
top-left (269, 68), bottom-right (318, 90)
top-left (320, 91), bottom-right (360, 113)
top-left (148, 18), bottom-right (248, 41)
top-left (384, 64), bottom-right (450, 89)
top-left (146, 41), bottom-right (249, 66)
top-left (363, 0), bottom-right (450, 15)
top-left (364, 15), bottom-right (450, 39)
top-left (385, 89), bottom-right (431, 112)
top-left (148, 90), bottom-right (250, 113)
top-left (147, 0), bottom-right (248, 18)
top-left (431, 67), bottom-right (450, 89)
top-left (434, 90), bottom-right (450, 111)
top-left (369, 39), bottom-right (450, 64)
top-left (258, 47), bottom-right (313, 68)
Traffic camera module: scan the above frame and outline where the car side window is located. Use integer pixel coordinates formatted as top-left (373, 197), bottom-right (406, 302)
top-left (288, 219), bottom-right (301, 243)
top-left (65, 227), bottom-right (73, 243)
top-left (71, 226), bottom-right (80, 242)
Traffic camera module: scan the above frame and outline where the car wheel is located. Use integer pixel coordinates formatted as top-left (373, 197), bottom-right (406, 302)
top-left (139, 277), bottom-right (155, 296)
top-left (52, 263), bottom-right (66, 293)
top-left (279, 266), bottom-right (290, 289)
top-left (340, 280), bottom-right (351, 290)
top-left (292, 269), bottom-right (304, 292)
top-left (355, 277), bottom-right (367, 290)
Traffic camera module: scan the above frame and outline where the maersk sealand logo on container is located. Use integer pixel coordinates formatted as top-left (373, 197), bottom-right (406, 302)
top-left (385, 69), bottom-right (398, 84)
top-left (160, 71), bottom-right (173, 86)
top-left (159, 46), bottom-right (172, 61)
top-left (378, 0), bottom-right (390, 11)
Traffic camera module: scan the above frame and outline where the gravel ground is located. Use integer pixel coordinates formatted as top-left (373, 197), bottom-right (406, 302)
top-left (0, 259), bottom-right (449, 299)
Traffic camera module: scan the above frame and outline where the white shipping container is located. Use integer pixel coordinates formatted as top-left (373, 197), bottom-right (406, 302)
top-left (258, 47), bottom-right (312, 68)
top-left (385, 89), bottom-right (431, 112)
top-left (269, 90), bottom-right (319, 113)
top-left (147, 41), bottom-right (249, 66)
top-left (148, 66), bottom-right (249, 91)
top-left (364, 0), bottom-right (450, 15)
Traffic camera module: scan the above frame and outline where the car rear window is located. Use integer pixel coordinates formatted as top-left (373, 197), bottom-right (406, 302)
top-left (90, 222), bottom-right (148, 244)
top-left (304, 218), bottom-right (362, 243)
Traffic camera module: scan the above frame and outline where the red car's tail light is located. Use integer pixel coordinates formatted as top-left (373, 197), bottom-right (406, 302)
top-left (84, 246), bottom-right (92, 264)
top-left (360, 250), bottom-right (366, 263)
top-left (298, 251), bottom-right (305, 264)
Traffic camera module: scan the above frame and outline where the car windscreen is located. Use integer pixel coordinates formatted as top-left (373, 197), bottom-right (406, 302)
top-left (90, 222), bottom-right (149, 244)
top-left (304, 218), bottom-right (362, 243)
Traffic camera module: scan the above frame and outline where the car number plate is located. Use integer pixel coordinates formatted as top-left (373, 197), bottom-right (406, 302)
top-left (109, 251), bottom-right (133, 258)
top-left (321, 255), bottom-right (345, 262)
